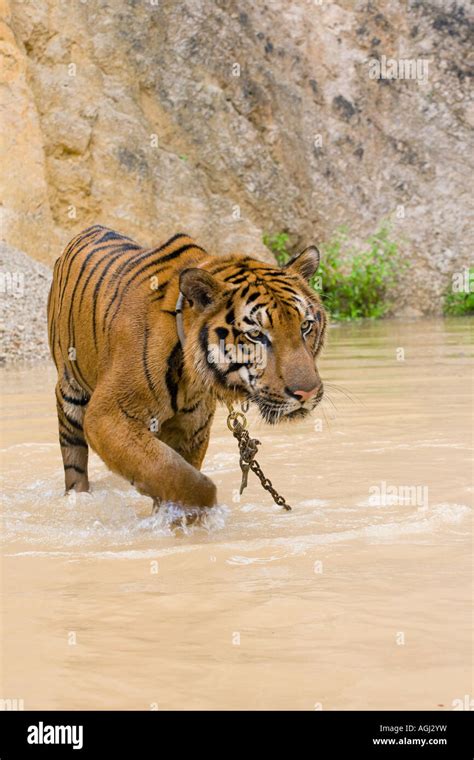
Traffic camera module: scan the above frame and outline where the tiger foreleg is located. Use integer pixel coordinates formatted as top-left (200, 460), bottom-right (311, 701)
top-left (84, 394), bottom-right (217, 509)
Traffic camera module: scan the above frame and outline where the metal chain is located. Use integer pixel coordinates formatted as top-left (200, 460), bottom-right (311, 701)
top-left (226, 403), bottom-right (292, 512)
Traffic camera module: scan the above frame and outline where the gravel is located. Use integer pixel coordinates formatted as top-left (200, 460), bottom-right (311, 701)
top-left (0, 242), bottom-right (53, 364)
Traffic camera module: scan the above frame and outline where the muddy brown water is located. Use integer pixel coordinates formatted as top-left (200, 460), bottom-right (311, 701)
top-left (1, 318), bottom-right (472, 710)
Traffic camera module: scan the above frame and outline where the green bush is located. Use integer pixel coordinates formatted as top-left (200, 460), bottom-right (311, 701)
top-left (262, 232), bottom-right (291, 266)
top-left (443, 268), bottom-right (474, 315)
top-left (263, 224), bottom-right (406, 321)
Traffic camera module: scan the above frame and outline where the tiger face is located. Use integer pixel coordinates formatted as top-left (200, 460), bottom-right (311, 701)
top-left (180, 246), bottom-right (326, 424)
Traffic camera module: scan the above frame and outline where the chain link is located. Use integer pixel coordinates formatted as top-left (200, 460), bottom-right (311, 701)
top-left (226, 404), bottom-right (292, 512)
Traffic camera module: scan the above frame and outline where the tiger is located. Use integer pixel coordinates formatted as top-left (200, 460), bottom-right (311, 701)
top-left (47, 225), bottom-right (327, 510)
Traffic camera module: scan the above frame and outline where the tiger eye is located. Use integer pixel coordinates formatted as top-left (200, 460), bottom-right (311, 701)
top-left (248, 328), bottom-right (264, 340)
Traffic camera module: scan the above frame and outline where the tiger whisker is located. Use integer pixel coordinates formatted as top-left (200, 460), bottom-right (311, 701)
top-left (324, 382), bottom-right (362, 405)
top-left (322, 391), bottom-right (338, 414)
top-left (320, 402), bottom-right (332, 433)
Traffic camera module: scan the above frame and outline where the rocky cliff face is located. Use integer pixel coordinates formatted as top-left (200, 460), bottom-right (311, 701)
top-left (1, 0), bottom-right (472, 314)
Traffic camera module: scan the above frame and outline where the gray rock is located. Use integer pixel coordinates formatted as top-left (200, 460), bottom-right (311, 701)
top-left (0, 243), bottom-right (52, 364)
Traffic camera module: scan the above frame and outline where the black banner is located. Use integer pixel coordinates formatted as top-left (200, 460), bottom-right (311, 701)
top-left (0, 710), bottom-right (472, 757)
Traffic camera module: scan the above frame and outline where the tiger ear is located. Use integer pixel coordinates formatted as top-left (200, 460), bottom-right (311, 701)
top-left (284, 245), bottom-right (320, 280)
top-left (179, 268), bottom-right (226, 311)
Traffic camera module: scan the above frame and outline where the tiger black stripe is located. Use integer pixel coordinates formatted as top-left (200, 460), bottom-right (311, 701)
top-left (57, 226), bottom-right (103, 279)
top-left (67, 244), bottom-right (124, 350)
top-left (60, 391), bottom-right (89, 406)
top-left (56, 228), bottom-right (106, 365)
top-left (165, 342), bottom-right (183, 413)
top-left (224, 362), bottom-right (247, 375)
top-left (148, 281), bottom-right (169, 304)
top-left (207, 261), bottom-right (236, 276)
top-left (277, 284), bottom-right (301, 295)
top-left (215, 327), bottom-right (229, 340)
top-left (249, 301), bottom-right (267, 317)
top-left (77, 242), bottom-right (141, 312)
top-left (61, 409), bottom-right (84, 432)
top-left (66, 353), bottom-right (92, 396)
top-left (104, 242), bottom-right (203, 335)
top-left (117, 400), bottom-right (141, 423)
top-left (199, 326), bottom-right (227, 388)
top-left (90, 245), bottom-right (144, 345)
top-left (57, 227), bottom-right (105, 314)
top-left (55, 388), bottom-right (85, 433)
top-left (103, 233), bottom-right (189, 296)
top-left (48, 286), bottom-right (56, 359)
top-left (181, 400), bottom-right (201, 414)
top-left (59, 432), bottom-right (88, 449)
top-left (223, 274), bottom-right (250, 285)
top-left (68, 240), bottom-right (138, 316)
top-left (98, 229), bottom-right (137, 245)
top-left (142, 324), bottom-right (158, 400)
top-left (74, 241), bottom-right (142, 350)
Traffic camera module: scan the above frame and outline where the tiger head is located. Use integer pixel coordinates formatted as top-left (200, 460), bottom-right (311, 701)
top-left (179, 246), bottom-right (326, 424)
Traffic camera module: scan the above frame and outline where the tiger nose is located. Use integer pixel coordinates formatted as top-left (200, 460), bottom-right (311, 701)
top-left (287, 385), bottom-right (321, 403)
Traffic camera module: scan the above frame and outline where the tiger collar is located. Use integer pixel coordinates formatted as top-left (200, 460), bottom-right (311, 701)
top-left (175, 292), bottom-right (186, 348)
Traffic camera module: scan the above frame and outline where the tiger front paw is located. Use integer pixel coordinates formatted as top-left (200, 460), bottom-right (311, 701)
top-left (191, 473), bottom-right (217, 509)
